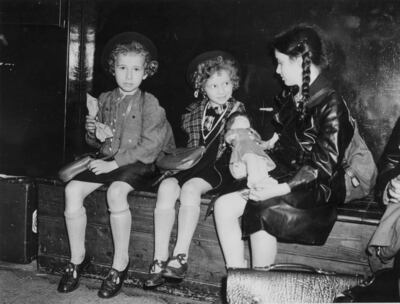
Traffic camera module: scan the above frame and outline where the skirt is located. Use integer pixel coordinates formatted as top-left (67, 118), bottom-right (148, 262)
top-left (73, 161), bottom-right (158, 190)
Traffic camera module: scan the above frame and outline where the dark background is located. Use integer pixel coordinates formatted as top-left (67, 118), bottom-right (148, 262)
top-left (1, 0), bottom-right (400, 177)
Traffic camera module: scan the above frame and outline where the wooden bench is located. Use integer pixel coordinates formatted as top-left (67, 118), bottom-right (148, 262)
top-left (36, 178), bottom-right (384, 300)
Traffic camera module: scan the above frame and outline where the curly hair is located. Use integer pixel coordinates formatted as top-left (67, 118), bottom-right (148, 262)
top-left (272, 24), bottom-right (329, 117)
top-left (107, 41), bottom-right (158, 77)
top-left (191, 55), bottom-right (240, 98)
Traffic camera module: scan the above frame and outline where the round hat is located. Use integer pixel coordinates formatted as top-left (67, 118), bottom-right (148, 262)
top-left (101, 32), bottom-right (158, 71)
top-left (186, 50), bottom-right (237, 87)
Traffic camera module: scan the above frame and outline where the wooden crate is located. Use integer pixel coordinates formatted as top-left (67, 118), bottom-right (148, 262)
top-left (37, 178), bottom-right (382, 298)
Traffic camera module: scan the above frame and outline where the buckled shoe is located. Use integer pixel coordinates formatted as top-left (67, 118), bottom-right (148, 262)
top-left (143, 260), bottom-right (167, 288)
top-left (162, 253), bottom-right (188, 279)
top-left (97, 262), bottom-right (130, 298)
top-left (57, 255), bottom-right (91, 293)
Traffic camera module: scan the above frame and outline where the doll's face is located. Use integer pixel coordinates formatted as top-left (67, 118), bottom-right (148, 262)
top-left (204, 69), bottom-right (233, 106)
top-left (274, 50), bottom-right (303, 87)
top-left (230, 116), bottom-right (251, 129)
top-left (114, 51), bottom-right (148, 93)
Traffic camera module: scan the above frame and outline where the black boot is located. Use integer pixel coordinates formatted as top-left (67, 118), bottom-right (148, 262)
top-left (57, 255), bottom-right (91, 293)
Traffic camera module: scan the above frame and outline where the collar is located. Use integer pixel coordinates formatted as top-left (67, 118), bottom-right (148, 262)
top-left (306, 73), bottom-right (334, 108)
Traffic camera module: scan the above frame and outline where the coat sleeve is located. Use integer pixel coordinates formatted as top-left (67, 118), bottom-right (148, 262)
top-left (114, 96), bottom-right (169, 166)
top-left (287, 94), bottom-right (347, 191)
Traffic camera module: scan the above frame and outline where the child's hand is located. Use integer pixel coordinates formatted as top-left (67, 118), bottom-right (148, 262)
top-left (85, 115), bottom-right (97, 135)
top-left (88, 159), bottom-right (118, 175)
top-left (87, 93), bottom-right (99, 117)
top-left (387, 175), bottom-right (400, 204)
top-left (247, 175), bottom-right (278, 190)
top-left (260, 132), bottom-right (279, 150)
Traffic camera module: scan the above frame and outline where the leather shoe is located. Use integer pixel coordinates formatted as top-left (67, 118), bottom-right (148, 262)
top-left (97, 262), bottom-right (130, 298)
top-left (162, 254), bottom-right (188, 279)
top-left (143, 260), bottom-right (167, 288)
top-left (57, 255), bottom-right (91, 293)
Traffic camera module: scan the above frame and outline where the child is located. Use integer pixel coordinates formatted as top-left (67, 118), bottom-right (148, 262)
top-left (57, 32), bottom-right (175, 298)
top-left (224, 112), bottom-right (277, 191)
top-left (144, 51), bottom-right (245, 288)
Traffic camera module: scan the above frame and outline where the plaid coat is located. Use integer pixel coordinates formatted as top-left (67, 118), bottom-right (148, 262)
top-left (181, 98), bottom-right (245, 159)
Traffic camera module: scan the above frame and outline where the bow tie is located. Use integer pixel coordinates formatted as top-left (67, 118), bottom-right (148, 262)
top-left (206, 105), bottom-right (226, 116)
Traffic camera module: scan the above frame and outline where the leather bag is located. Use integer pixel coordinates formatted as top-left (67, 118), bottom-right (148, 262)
top-left (259, 201), bottom-right (337, 245)
top-left (226, 263), bottom-right (362, 304)
top-left (58, 155), bottom-right (93, 183)
top-left (156, 146), bottom-right (206, 171)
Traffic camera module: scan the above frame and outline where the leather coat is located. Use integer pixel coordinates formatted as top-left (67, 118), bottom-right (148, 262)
top-left (269, 74), bottom-right (354, 206)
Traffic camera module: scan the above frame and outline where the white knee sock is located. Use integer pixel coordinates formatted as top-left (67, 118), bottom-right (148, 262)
top-left (153, 208), bottom-right (176, 261)
top-left (173, 205), bottom-right (200, 257)
top-left (64, 207), bottom-right (87, 265)
top-left (110, 208), bottom-right (131, 271)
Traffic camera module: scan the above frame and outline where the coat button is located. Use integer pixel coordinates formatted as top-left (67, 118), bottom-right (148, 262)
top-left (132, 115), bottom-right (135, 119)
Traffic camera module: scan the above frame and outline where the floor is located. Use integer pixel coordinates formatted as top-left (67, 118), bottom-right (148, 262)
top-left (0, 260), bottom-right (219, 304)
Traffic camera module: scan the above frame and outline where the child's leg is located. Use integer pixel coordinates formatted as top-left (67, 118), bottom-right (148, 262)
top-left (107, 181), bottom-right (134, 271)
top-left (250, 230), bottom-right (277, 267)
top-left (169, 178), bottom-right (212, 265)
top-left (153, 178), bottom-right (180, 265)
top-left (214, 192), bottom-right (248, 268)
top-left (64, 180), bottom-right (102, 264)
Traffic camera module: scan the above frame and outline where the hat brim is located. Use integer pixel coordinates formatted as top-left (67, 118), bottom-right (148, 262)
top-left (101, 32), bottom-right (157, 72)
top-left (186, 50), bottom-right (237, 87)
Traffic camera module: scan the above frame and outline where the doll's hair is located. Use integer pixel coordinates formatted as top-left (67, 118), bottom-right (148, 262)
top-left (192, 56), bottom-right (240, 98)
top-left (107, 41), bottom-right (159, 77)
top-left (225, 111), bottom-right (253, 131)
top-left (272, 24), bottom-right (329, 115)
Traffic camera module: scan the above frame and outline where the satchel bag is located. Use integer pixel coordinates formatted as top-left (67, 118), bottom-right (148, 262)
top-left (259, 200), bottom-right (337, 245)
top-left (227, 263), bottom-right (362, 304)
top-left (156, 101), bottom-right (241, 172)
top-left (342, 118), bottom-right (378, 203)
top-left (58, 155), bottom-right (93, 183)
top-left (156, 146), bottom-right (206, 171)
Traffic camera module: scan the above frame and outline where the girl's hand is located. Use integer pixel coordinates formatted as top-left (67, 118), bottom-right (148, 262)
top-left (260, 132), bottom-right (279, 150)
top-left (249, 183), bottom-right (290, 201)
top-left (85, 115), bottom-right (96, 135)
top-left (248, 176), bottom-right (278, 191)
top-left (88, 160), bottom-right (118, 175)
top-left (388, 176), bottom-right (400, 203)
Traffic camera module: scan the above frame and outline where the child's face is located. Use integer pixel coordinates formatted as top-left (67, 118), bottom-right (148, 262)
top-left (204, 69), bottom-right (233, 106)
top-left (114, 52), bottom-right (147, 93)
top-left (230, 116), bottom-right (251, 129)
top-left (274, 50), bottom-right (303, 87)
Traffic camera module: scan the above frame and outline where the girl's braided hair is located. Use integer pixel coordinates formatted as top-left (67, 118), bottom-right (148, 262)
top-left (108, 41), bottom-right (159, 77)
top-left (272, 24), bottom-right (330, 118)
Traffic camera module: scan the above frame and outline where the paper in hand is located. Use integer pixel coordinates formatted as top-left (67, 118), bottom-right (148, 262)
top-left (95, 122), bottom-right (113, 142)
top-left (87, 93), bottom-right (99, 117)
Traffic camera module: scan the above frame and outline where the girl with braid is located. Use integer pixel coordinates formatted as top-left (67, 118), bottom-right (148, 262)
top-left (214, 24), bottom-right (354, 268)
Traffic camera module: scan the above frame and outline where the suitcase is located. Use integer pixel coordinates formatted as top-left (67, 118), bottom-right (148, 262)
top-left (226, 263), bottom-right (364, 303)
top-left (0, 177), bottom-right (38, 263)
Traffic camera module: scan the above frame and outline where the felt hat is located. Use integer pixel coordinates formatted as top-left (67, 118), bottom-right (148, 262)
top-left (186, 50), bottom-right (237, 87)
top-left (101, 32), bottom-right (157, 71)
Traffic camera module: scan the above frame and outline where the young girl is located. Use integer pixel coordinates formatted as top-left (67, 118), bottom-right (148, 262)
top-left (144, 51), bottom-right (245, 287)
top-left (57, 32), bottom-right (175, 298)
top-left (214, 24), bottom-right (354, 269)
top-left (224, 112), bottom-right (276, 191)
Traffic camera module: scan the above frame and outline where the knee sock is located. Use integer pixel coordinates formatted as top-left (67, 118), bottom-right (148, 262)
top-left (153, 208), bottom-right (176, 261)
top-left (110, 208), bottom-right (131, 271)
top-left (173, 205), bottom-right (200, 258)
top-left (64, 207), bottom-right (87, 265)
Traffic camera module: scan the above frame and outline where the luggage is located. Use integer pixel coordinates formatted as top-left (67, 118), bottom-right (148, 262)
top-left (0, 177), bottom-right (37, 263)
top-left (226, 264), bottom-right (363, 303)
